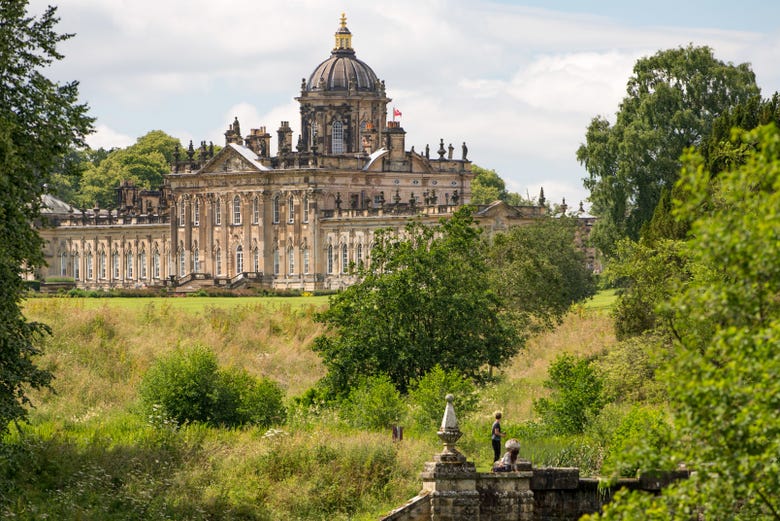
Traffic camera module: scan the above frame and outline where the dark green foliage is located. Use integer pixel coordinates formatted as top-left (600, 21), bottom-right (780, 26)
top-left (406, 365), bottom-right (478, 432)
top-left (589, 125), bottom-right (780, 519)
top-left (604, 239), bottom-right (688, 340)
top-left (486, 217), bottom-right (596, 336)
top-left (340, 374), bottom-right (405, 430)
top-left (313, 208), bottom-right (519, 395)
top-left (75, 130), bottom-right (182, 208)
top-left (212, 368), bottom-right (286, 428)
top-left (0, 2), bottom-right (93, 435)
top-left (534, 353), bottom-right (604, 435)
top-left (140, 345), bottom-right (285, 428)
top-left (578, 45), bottom-right (759, 256)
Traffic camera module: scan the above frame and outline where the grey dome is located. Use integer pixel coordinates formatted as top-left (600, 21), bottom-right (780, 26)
top-left (306, 49), bottom-right (379, 92)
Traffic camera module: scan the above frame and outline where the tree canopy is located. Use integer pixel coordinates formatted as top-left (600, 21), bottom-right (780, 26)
top-left (74, 130), bottom-right (182, 209)
top-left (312, 208), bottom-right (519, 395)
top-left (0, 2), bottom-right (93, 434)
top-left (578, 45), bottom-right (759, 256)
top-left (486, 216), bottom-right (596, 336)
top-left (470, 164), bottom-right (531, 206)
top-left (588, 124), bottom-right (780, 520)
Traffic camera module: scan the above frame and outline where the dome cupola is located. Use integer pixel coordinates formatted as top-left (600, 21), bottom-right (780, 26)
top-left (306, 13), bottom-right (379, 92)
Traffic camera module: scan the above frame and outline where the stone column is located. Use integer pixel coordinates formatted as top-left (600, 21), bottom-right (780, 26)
top-left (421, 395), bottom-right (481, 521)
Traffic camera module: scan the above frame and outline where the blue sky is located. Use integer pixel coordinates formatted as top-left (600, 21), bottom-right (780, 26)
top-left (30, 0), bottom-right (780, 208)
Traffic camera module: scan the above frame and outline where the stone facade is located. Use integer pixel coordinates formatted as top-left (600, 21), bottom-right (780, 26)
top-left (34, 14), bottom-right (553, 292)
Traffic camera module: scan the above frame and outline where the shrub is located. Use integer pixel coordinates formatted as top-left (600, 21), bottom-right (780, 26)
top-left (600, 405), bottom-right (671, 477)
top-left (534, 353), bottom-right (604, 435)
top-left (140, 345), bottom-right (286, 428)
top-left (340, 374), bottom-right (404, 430)
top-left (406, 365), bottom-right (478, 432)
top-left (213, 368), bottom-right (286, 428)
top-left (140, 345), bottom-right (220, 425)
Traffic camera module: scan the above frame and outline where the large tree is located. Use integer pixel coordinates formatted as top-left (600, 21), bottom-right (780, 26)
top-left (75, 130), bottom-right (181, 209)
top-left (312, 208), bottom-right (519, 395)
top-left (0, 2), bottom-right (92, 434)
top-left (577, 45), bottom-right (759, 256)
top-left (485, 217), bottom-right (596, 336)
top-left (587, 124), bottom-right (780, 520)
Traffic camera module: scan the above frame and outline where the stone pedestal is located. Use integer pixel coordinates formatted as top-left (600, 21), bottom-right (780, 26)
top-left (421, 451), bottom-right (480, 521)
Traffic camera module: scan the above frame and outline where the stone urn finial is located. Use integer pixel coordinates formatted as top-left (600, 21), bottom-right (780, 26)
top-left (437, 394), bottom-right (465, 462)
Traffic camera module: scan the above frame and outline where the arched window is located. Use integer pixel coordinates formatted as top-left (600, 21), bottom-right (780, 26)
top-left (179, 248), bottom-right (186, 276)
top-left (332, 121), bottom-right (344, 154)
top-left (233, 195), bottom-right (241, 225)
top-left (303, 247), bottom-right (310, 274)
top-left (341, 244), bottom-right (348, 273)
top-left (60, 252), bottom-right (67, 277)
top-left (153, 249), bottom-right (160, 279)
top-left (288, 246), bottom-right (295, 274)
top-left (216, 248), bottom-right (222, 275)
top-left (112, 252), bottom-right (120, 279)
top-left (327, 244), bottom-right (333, 274)
top-left (252, 196), bottom-right (260, 224)
top-left (303, 195), bottom-right (309, 223)
top-left (193, 246), bottom-right (200, 272)
top-left (273, 249), bottom-right (280, 276)
top-left (236, 245), bottom-right (244, 274)
top-left (126, 251), bottom-right (134, 279)
top-left (178, 200), bottom-right (185, 227)
top-left (86, 252), bottom-right (93, 280)
top-left (215, 198), bottom-right (222, 225)
top-left (99, 251), bottom-right (107, 279)
top-left (273, 196), bottom-right (280, 224)
top-left (73, 253), bottom-right (80, 281)
top-left (288, 195), bottom-right (295, 223)
top-left (253, 247), bottom-right (260, 272)
top-left (194, 198), bottom-right (200, 227)
top-left (139, 250), bottom-right (147, 279)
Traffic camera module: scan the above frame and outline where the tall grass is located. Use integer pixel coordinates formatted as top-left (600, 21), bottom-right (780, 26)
top-left (4, 294), bottom-right (620, 519)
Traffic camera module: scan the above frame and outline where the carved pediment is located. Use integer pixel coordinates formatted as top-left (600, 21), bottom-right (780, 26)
top-left (197, 143), bottom-right (270, 174)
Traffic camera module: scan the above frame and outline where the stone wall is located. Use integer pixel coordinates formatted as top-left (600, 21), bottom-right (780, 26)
top-left (381, 466), bottom-right (687, 521)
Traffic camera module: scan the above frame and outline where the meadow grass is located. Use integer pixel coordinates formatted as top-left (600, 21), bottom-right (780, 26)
top-left (4, 291), bottom-right (619, 519)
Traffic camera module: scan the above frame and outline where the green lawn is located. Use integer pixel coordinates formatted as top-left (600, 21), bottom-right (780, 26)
top-left (582, 289), bottom-right (617, 311)
top-left (31, 295), bottom-right (331, 313)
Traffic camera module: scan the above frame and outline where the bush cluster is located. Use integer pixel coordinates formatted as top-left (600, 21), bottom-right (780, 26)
top-left (140, 345), bottom-right (285, 428)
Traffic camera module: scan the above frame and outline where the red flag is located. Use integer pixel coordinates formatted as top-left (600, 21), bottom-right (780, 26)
top-left (393, 108), bottom-right (402, 118)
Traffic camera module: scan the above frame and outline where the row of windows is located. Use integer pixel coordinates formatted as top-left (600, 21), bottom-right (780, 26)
top-left (61, 240), bottom-right (366, 281)
top-left (178, 195), bottom-right (310, 227)
top-left (61, 251), bottom-right (162, 281)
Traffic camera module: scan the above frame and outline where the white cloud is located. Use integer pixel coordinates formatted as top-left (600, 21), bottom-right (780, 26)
top-left (86, 124), bottom-right (135, 150)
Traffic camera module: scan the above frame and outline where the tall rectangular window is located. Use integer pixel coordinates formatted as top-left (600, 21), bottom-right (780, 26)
top-left (288, 196), bottom-right (295, 223)
top-left (303, 248), bottom-right (310, 274)
top-left (252, 196), bottom-right (260, 224)
top-left (126, 252), bottom-right (134, 279)
top-left (303, 195), bottom-right (309, 223)
top-left (86, 253), bottom-right (93, 280)
top-left (233, 196), bottom-right (242, 225)
top-left (194, 199), bottom-right (200, 226)
top-left (215, 198), bottom-right (222, 225)
top-left (140, 252), bottom-right (147, 279)
top-left (332, 121), bottom-right (344, 154)
top-left (273, 196), bottom-right (280, 224)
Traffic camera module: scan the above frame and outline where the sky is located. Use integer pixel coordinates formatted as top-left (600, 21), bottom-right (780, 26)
top-left (29, 0), bottom-right (780, 208)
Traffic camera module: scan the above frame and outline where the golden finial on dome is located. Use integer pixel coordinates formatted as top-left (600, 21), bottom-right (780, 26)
top-left (334, 13), bottom-right (352, 51)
